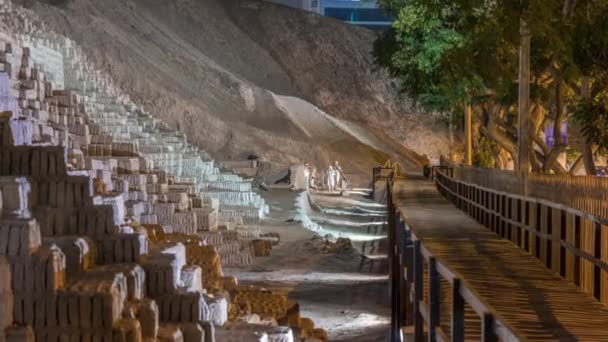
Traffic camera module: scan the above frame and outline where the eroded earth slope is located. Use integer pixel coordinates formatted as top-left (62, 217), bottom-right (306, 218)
top-left (18, 0), bottom-right (449, 180)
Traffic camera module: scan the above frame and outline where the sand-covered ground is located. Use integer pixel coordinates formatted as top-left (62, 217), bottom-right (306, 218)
top-left (14, 0), bottom-right (448, 178)
top-left (225, 188), bottom-right (390, 341)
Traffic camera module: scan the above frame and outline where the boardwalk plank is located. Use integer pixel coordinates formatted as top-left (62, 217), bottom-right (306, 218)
top-left (392, 177), bottom-right (608, 341)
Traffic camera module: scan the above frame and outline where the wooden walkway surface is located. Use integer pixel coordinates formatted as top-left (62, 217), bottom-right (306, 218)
top-left (392, 177), bottom-right (608, 341)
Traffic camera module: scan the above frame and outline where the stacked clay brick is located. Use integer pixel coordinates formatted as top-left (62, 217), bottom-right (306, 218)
top-left (0, 18), bottom-right (265, 342)
top-left (229, 286), bottom-right (328, 341)
top-left (0, 34), bottom-right (225, 339)
top-left (1, 0), bottom-right (269, 224)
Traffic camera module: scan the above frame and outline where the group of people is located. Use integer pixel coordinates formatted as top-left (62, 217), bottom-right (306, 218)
top-left (304, 161), bottom-right (348, 191)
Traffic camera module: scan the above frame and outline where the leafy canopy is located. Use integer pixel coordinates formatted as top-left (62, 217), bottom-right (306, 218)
top-left (376, 0), bottom-right (608, 150)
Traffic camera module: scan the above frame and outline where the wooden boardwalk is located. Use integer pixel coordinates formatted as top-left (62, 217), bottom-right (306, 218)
top-left (390, 176), bottom-right (608, 341)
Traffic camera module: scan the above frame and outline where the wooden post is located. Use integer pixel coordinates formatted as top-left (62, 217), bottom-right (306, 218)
top-left (529, 202), bottom-right (538, 257)
top-left (565, 212), bottom-right (576, 283)
top-left (475, 189), bottom-right (484, 223)
top-left (392, 214), bottom-right (402, 341)
top-left (539, 204), bottom-right (549, 267)
top-left (551, 208), bottom-right (562, 274)
top-left (511, 198), bottom-right (519, 245)
top-left (594, 222), bottom-right (602, 301)
top-left (428, 258), bottom-right (440, 342)
top-left (506, 197), bottom-right (512, 242)
top-left (451, 279), bottom-right (465, 342)
top-left (413, 241), bottom-right (424, 342)
top-left (500, 195), bottom-right (506, 238)
top-left (520, 199), bottom-right (527, 249)
top-left (387, 181), bottom-right (398, 342)
top-left (480, 190), bottom-right (487, 226)
top-left (517, 10), bottom-right (531, 172)
top-left (491, 193), bottom-right (498, 233)
top-left (482, 313), bottom-right (498, 342)
top-left (405, 240), bottom-right (415, 326)
top-left (465, 102), bottom-right (473, 166)
top-left (399, 220), bottom-right (408, 328)
top-left (601, 223), bottom-right (608, 305)
top-left (473, 188), bottom-right (478, 220)
top-left (581, 218), bottom-right (595, 295)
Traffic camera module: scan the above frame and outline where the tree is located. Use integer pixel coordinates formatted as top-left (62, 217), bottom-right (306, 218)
top-left (375, 0), bottom-right (608, 174)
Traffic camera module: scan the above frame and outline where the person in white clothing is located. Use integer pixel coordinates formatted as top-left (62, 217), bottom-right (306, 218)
top-left (303, 163), bottom-right (311, 189)
top-left (334, 161), bottom-right (344, 190)
top-left (326, 166), bottom-right (336, 192)
top-left (309, 166), bottom-right (318, 189)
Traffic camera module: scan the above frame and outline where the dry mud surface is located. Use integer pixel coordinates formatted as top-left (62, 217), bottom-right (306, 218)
top-left (225, 189), bottom-right (390, 341)
top-left (18, 0), bottom-right (449, 179)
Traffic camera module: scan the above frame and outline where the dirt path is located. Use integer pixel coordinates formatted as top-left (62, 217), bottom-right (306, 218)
top-left (225, 188), bottom-right (390, 342)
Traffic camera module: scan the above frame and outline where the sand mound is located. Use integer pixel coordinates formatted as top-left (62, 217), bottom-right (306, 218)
top-left (15, 0), bottom-right (449, 180)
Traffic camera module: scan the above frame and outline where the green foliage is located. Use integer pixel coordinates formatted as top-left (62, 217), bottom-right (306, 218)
top-left (565, 147), bottom-right (581, 164)
top-left (375, 0), bottom-right (608, 160)
top-left (473, 139), bottom-right (496, 168)
top-left (374, 1), bottom-right (485, 112)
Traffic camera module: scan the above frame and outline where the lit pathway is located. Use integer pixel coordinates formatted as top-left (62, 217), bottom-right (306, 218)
top-left (225, 188), bottom-right (390, 341)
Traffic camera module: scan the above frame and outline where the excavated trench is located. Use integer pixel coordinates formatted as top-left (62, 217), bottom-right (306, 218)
top-left (225, 188), bottom-right (390, 341)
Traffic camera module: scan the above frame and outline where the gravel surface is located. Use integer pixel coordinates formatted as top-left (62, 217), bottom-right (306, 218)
top-left (225, 188), bottom-right (390, 341)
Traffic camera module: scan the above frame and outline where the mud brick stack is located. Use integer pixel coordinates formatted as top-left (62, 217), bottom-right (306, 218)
top-left (0, 256), bottom-right (12, 341)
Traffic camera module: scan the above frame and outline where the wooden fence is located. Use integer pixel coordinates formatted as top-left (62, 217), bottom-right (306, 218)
top-left (451, 166), bottom-right (608, 222)
top-left (372, 167), bottom-right (394, 200)
top-left (386, 171), bottom-right (521, 342)
top-left (436, 170), bottom-right (608, 305)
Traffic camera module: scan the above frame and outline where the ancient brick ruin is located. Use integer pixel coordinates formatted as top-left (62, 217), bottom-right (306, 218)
top-left (0, 0), bottom-right (327, 341)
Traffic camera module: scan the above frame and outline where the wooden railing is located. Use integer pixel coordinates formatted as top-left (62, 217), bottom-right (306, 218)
top-left (436, 170), bottom-right (608, 305)
top-left (373, 167), bottom-right (394, 182)
top-left (430, 165), bottom-right (453, 180)
top-left (372, 167), bottom-right (395, 199)
top-left (386, 172), bottom-right (522, 342)
top-left (450, 166), bottom-right (608, 222)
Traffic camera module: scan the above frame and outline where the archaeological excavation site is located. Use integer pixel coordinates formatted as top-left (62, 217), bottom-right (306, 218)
top-left (0, 0), bottom-right (445, 341)
top-left (12, 0), bottom-right (608, 341)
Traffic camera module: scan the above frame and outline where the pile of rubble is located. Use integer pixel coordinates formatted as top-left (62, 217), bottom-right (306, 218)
top-left (320, 237), bottom-right (353, 254)
top-left (0, 0), bottom-right (326, 340)
top-left (304, 235), bottom-right (354, 255)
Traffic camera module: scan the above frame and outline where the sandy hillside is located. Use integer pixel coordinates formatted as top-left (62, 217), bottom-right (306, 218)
top-left (17, 0), bottom-right (449, 179)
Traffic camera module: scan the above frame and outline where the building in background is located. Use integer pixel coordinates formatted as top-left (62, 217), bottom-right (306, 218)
top-left (321, 0), bottom-right (392, 30)
top-left (264, 0), bottom-right (392, 30)
top-left (265, 0), bottom-right (322, 14)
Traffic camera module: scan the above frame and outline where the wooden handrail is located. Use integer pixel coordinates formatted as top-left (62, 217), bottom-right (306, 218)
top-left (435, 169), bottom-right (608, 305)
top-left (385, 169), bottom-right (524, 342)
top-left (448, 165), bottom-right (608, 222)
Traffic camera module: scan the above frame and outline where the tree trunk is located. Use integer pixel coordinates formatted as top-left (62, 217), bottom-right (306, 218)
top-left (554, 76), bottom-right (564, 146)
top-left (449, 111), bottom-right (455, 162)
top-left (517, 13), bottom-right (532, 172)
top-left (482, 105), bottom-right (517, 163)
top-left (580, 76), bottom-right (597, 175)
top-left (545, 74), bottom-right (567, 171)
top-left (464, 101), bottom-right (473, 165)
top-left (569, 154), bottom-right (584, 174)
